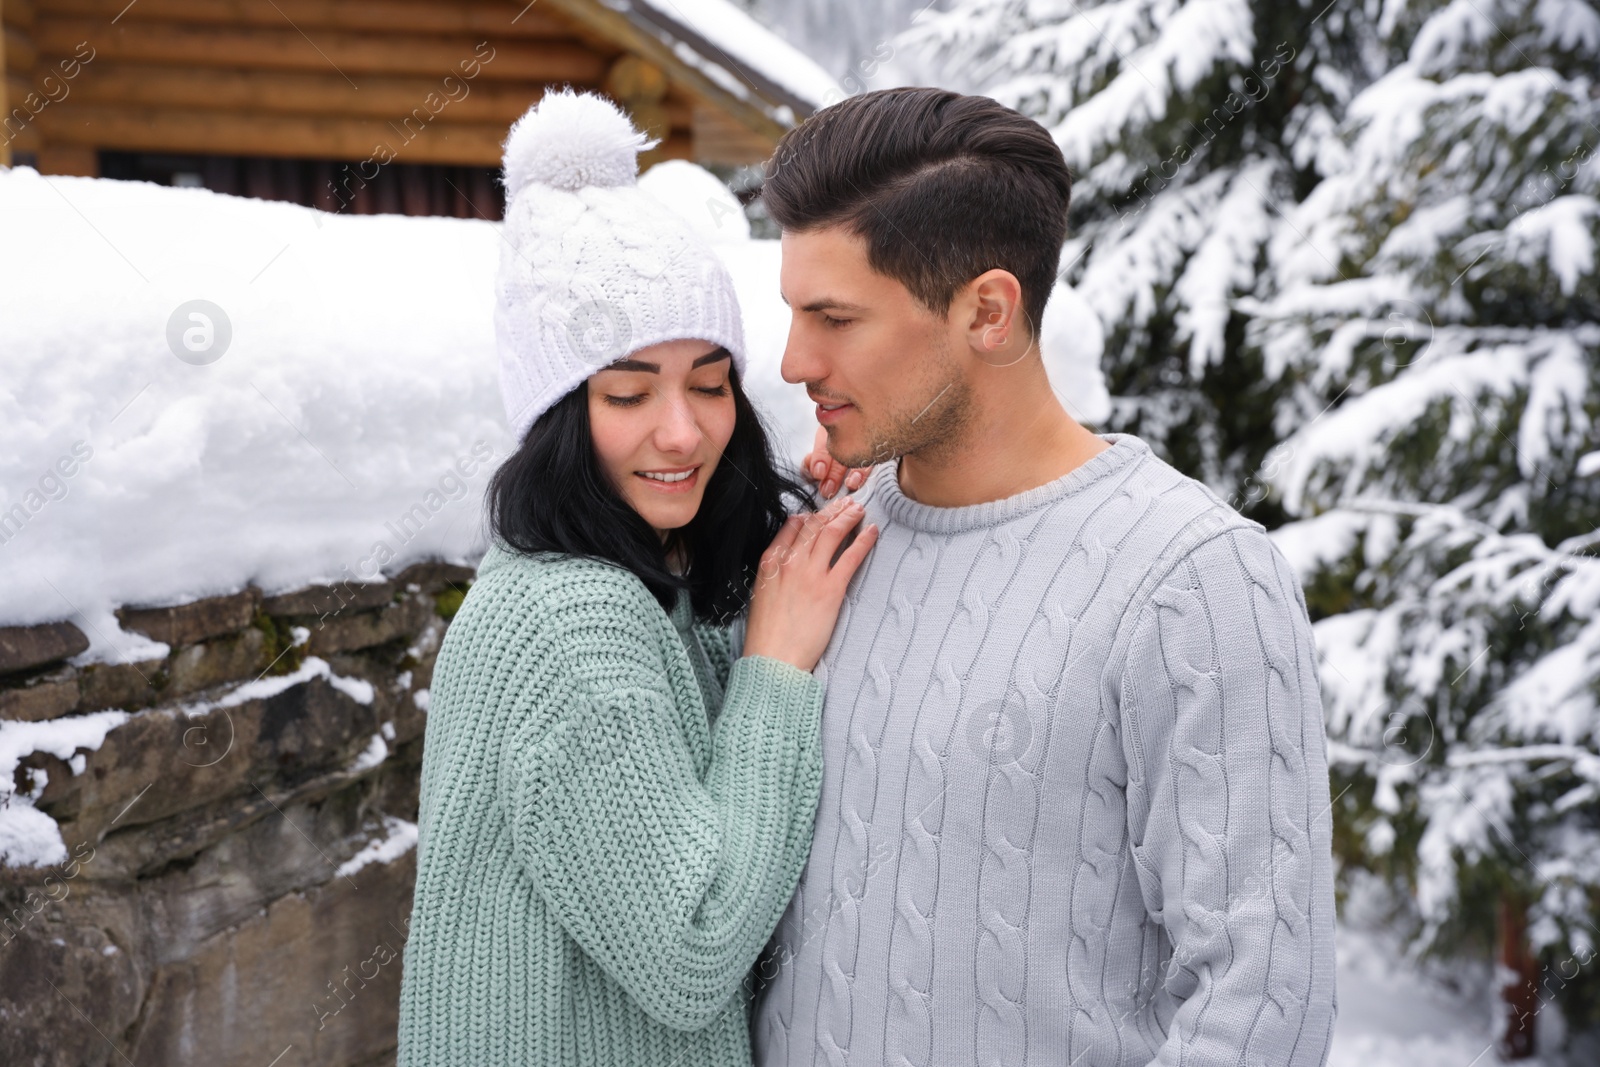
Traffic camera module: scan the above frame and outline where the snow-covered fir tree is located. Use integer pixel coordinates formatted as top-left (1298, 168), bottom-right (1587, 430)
top-left (1254, 0), bottom-right (1600, 1052)
top-left (902, 0), bottom-right (1600, 1053)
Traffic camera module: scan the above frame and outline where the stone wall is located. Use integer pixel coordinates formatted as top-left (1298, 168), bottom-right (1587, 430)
top-left (0, 561), bottom-right (475, 1067)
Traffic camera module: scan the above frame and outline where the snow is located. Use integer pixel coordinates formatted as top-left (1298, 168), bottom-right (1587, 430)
top-left (326, 671), bottom-right (376, 707)
top-left (348, 732), bottom-right (389, 773)
top-left (1502, 195), bottom-right (1599, 296)
top-left (1310, 607), bottom-right (1401, 745)
top-left (637, 159), bottom-right (751, 243)
top-left (1268, 509), bottom-right (1368, 582)
top-left (1493, 605), bottom-right (1600, 745)
top-left (0, 709), bottom-right (129, 867)
top-left (1172, 159), bottom-right (1278, 376)
top-left (1333, 929), bottom-right (1497, 1066)
top-left (1373, 194), bottom-right (1475, 265)
top-left (1517, 333), bottom-right (1591, 477)
top-left (334, 814), bottom-right (418, 878)
top-left (1038, 282), bottom-right (1112, 426)
top-left (344, 723), bottom-right (393, 771)
top-left (1322, 870), bottom-right (1577, 1064)
top-left (1266, 330), bottom-right (1598, 515)
top-left (634, 0), bottom-right (842, 110)
top-left (1409, 0), bottom-right (1500, 74)
top-left (0, 165), bottom-right (510, 644)
top-left (173, 655), bottom-right (371, 716)
top-left (1049, 0), bottom-right (1257, 172)
top-left (1077, 169), bottom-right (1232, 336)
top-left (1537, 0), bottom-right (1600, 52)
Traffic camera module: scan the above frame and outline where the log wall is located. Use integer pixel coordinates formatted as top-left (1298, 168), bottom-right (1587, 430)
top-left (1, 0), bottom-right (777, 187)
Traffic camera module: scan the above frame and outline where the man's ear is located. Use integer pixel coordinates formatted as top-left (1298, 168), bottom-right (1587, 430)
top-left (961, 269), bottom-right (1028, 361)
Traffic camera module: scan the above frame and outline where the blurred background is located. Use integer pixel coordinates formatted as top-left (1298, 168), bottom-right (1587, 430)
top-left (1, 1), bottom-right (1597, 1064)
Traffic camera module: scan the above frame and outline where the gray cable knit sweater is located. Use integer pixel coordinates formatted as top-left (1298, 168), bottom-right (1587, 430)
top-left (750, 431), bottom-right (1338, 1067)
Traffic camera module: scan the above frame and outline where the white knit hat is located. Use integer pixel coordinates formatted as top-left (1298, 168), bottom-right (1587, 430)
top-left (493, 88), bottom-right (748, 442)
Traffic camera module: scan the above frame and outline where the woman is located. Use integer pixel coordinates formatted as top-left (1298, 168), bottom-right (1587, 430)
top-left (395, 90), bottom-right (876, 1066)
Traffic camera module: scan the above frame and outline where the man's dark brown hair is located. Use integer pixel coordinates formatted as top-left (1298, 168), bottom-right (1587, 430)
top-left (762, 87), bottom-right (1072, 335)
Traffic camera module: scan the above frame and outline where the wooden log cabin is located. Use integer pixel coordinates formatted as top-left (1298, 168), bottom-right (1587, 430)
top-left (0, 0), bottom-right (831, 218)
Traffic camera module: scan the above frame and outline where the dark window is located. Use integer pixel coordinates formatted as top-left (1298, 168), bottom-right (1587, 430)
top-left (98, 151), bottom-right (505, 220)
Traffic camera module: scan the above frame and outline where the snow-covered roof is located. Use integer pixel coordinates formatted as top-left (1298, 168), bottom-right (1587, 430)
top-left (627, 0), bottom-right (842, 117)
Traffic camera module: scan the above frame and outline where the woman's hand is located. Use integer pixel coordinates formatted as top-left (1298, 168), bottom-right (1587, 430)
top-left (742, 494), bottom-right (879, 673)
top-left (801, 426), bottom-right (872, 499)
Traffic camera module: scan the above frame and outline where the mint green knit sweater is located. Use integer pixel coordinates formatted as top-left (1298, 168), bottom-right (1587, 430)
top-left (396, 542), bottom-right (825, 1066)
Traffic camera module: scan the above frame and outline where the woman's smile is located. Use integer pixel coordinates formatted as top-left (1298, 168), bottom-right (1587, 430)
top-left (635, 465), bottom-right (702, 492)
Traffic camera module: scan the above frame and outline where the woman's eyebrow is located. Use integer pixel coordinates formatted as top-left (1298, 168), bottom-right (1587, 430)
top-left (693, 347), bottom-right (732, 368)
top-left (604, 347), bottom-right (730, 373)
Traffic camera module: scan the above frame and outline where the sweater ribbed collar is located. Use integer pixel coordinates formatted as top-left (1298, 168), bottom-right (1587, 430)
top-left (669, 585), bottom-right (695, 634)
top-left (864, 431), bottom-right (1146, 535)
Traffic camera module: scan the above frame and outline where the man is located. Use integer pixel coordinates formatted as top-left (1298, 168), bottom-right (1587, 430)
top-left (750, 87), bottom-right (1337, 1066)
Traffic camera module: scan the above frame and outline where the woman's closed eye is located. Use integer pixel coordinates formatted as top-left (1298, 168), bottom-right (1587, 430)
top-left (602, 382), bottom-right (727, 407)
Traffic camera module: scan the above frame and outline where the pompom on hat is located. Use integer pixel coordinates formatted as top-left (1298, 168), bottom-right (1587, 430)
top-left (494, 89), bottom-right (747, 442)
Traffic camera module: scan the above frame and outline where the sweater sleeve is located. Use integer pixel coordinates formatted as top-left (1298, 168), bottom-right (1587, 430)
top-left (497, 584), bottom-right (825, 1032)
top-left (1117, 526), bottom-right (1338, 1066)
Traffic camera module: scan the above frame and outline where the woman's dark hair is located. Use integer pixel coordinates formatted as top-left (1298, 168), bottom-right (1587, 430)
top-left (486, 362), bottom-right (813, 624)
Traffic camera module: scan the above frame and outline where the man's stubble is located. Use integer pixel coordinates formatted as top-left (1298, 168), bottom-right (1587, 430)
top-left (829, 332), bottom-right (976, 471)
